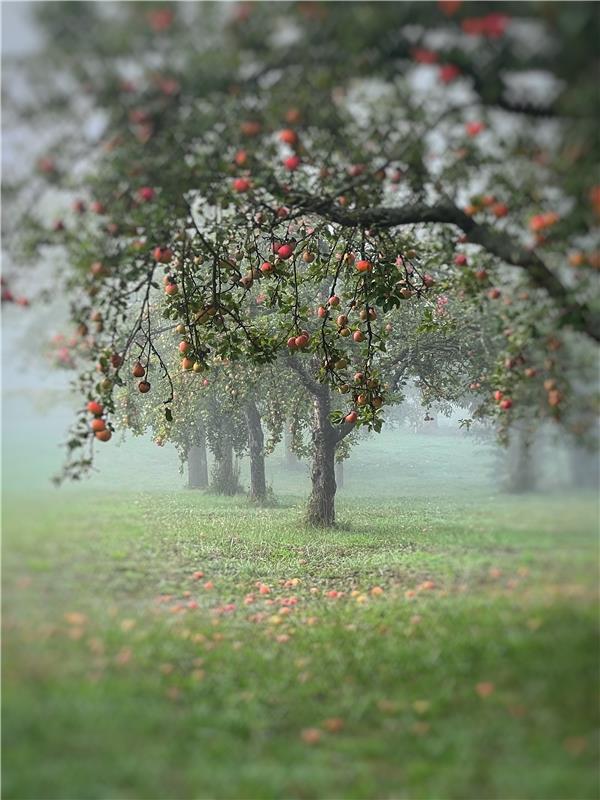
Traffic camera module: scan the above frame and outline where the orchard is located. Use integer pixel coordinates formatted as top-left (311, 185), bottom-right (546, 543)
top-left (2, 3), bottom-right (598, 798)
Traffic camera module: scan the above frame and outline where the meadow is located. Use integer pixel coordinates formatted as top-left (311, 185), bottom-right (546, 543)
top-left (2, 420), bottom-right (598, 799)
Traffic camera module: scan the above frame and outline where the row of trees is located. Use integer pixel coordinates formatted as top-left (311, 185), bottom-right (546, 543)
top-left (3, 2), bottom-right (598, 525)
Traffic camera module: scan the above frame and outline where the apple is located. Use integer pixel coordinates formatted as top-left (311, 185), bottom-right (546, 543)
top-left (95, 429), bottom-right (112, 442)
top-left (283, 155), bottom-right (301, 171)
top-left (181, 358), bottom-right (194, 370)
top-left (372, 396), bottom-right (383, 409)
top-left (277, 244), bottom-right (294, 259)
top-left (232, 177), bottom-right (251, 192)
top-left (317, 306), bottom-right (327, 318)
top-left (240, 120), bottom-right (261, 136)
top-left (357, 394), bottom-right (368, 406)
top-left (492, 203), bottom-right (508, 218)
top-left (475, 269), bottom-right (488, 281)
top-left (179, 341), bottom-right (190, 353)
top-left (137, 186), bottom-right (155, 202)
top-left (90, 418), bottom-right (106, 433)
top-left (345, 410), bottom-right (358, 424)
top-left (454, 254), bottom-right (467, 266)
top-left (153, 246), bottom-right (173, 263)
top-left (548, 389), bottom-right (562, 407)
top-left (494, 390), bottom-right (503, 402)
top-left (138, 380), bottom-right (151, 393)
top-left (354, 372), bottom-right (365, 383)
top-left (339, 327), bottom-right (351, 337)
top-left (499, 398), bottom-right (513, 410)
top-left (337, 314), bottom-right (348, 327)
top-left (90, 201), bottom-right (106, 214)
top-left (353, 330), bottom-right (365, 342)
top-left (234, 149), bottom-right (247, 166)
top-left (303, 251), bottom-right (315, 263)
top-left (279, 128), bottom-right (298, 147)
top-left (87, 401), bottom-right (103, 416)
top-left (466, 121), bottom-right (484, 137)
top-left (111, 353), bottom-right (123, 368)
top-left (132, 362), bottom-right (146, 378)
top-left (487, 288), bottom-right (501, 299)
top-left (295, 334), bottom-right (309, 348)
top-left (287, 337), bottom-right (298, 349)
top-left (260, 262), bottom-right (273, 273)
top-left (356, 259), bottom-right (372, 273)
top-left (328, 295), bottom-right (340, 307)
top-left (165, 283), bottom-right (178, 296)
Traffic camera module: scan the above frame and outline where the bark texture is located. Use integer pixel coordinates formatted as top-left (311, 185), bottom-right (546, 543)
top-left (245, 398), bottom-right (267, 502)
top-left (306, 387), bottom-right (338, 526)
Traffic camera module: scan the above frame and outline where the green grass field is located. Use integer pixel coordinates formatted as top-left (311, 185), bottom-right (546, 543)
top-left (2, 426), bottom-right (598, 799)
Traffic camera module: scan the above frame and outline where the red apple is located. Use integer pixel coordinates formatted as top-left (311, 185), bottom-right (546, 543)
top-left (137, 186), bottom-right (155, 202)
top-left (283, 155), bottom-right (301, 171)
top-left (277, 244), bottom-right (294, 259)
top-left (279, 129), bottom-right (298, 145)
top-left (232, 177), bottom-right (251, 193)
top-left (153, 246), bottom-right (173, 263)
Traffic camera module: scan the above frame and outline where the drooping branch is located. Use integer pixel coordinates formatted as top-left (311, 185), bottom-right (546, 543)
top-left (281, 189), bottom-right (600, 343)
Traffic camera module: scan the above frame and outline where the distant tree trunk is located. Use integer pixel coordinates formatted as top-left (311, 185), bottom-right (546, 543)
top-left (505, 427), bottom-right (536, 493)
top-left (245, 398), bottom-right (267, 503)
top-left (187, 442), bottom-right (208, 489)
top-left (211, 434), bottom-right (240, 495)
top-left (570, 445), bottom-right (599, 489)
top-left (335, 460), bottom-right (344, 490)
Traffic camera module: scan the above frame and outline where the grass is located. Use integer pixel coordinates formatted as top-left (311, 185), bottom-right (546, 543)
top-left (2, 428), bottom-right (599, 799)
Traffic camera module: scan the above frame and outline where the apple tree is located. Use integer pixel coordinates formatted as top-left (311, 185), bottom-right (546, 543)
top-left (4, 1), bottom-right (598, 525)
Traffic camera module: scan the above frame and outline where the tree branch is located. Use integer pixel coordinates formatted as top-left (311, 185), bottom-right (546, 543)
top-left (282, 189), bottom-right (600, 342)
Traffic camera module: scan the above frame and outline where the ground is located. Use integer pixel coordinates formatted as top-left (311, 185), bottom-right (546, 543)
top-left (2, 431), bottom-right (598, 799)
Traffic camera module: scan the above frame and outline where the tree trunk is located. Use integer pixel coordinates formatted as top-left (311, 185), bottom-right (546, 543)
top-left (306, 388), bottom-right (337, 526)
top-left (570, 444), bottom-right (599, 489)
top-left (187, 442), bottom-right (208, 489)
top-left (245, 399), bottom-right (267, 502)
top-left (210, 436), bottom-right (240, 495)
top-left (505, 427), bottom-right (536, 493)
top-left (335, 460), bottom-right (344, 490)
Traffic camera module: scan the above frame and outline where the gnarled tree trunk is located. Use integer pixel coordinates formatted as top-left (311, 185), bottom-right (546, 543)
top-left (286, 356), bottom-right (355, 527)
top-left (245, 398), bottom-right (267, 502)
